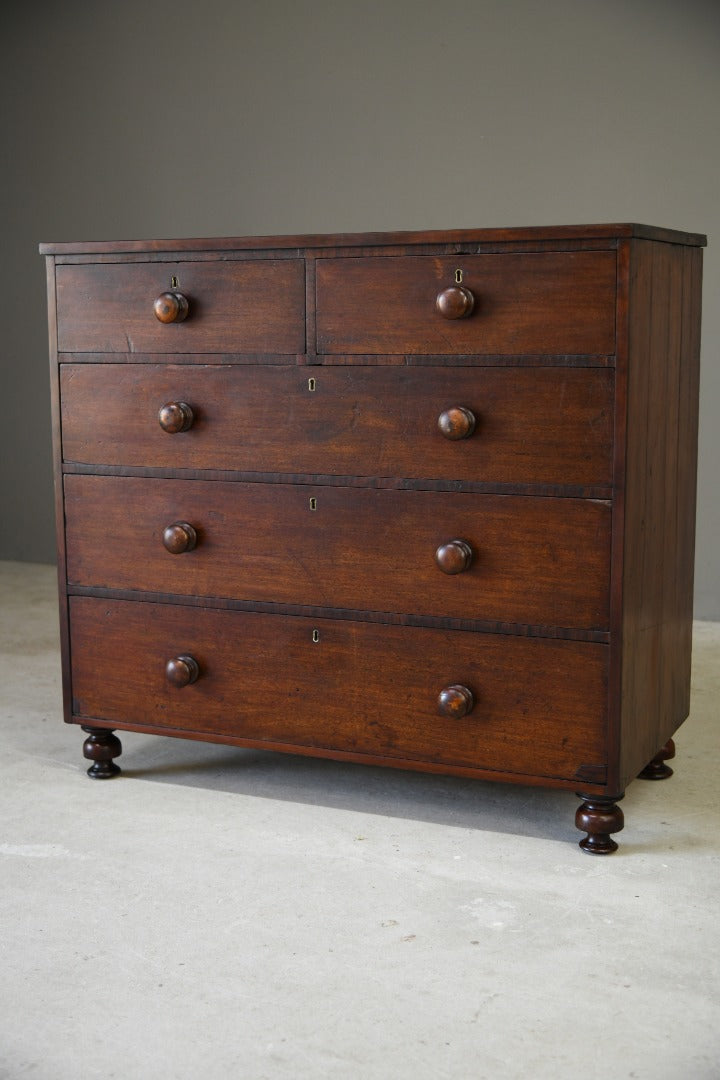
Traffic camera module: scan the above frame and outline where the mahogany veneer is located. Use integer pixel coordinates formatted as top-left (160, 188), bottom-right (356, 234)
top-left (41, 223), bottom-right (706, 852)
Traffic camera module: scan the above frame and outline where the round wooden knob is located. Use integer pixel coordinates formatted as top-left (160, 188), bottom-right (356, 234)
top-left (158, 401), bottom-right (194, 433)
top-left (438, 406), bottom-right (476, 440)
top-left (435, 539), bottom-right (473, 574)
top-left (438, 684), bottom-right (475, 719)
top-left (435, 285), bottom-right (475, 320)
top-left (154, 291), bottom-right (189, 323)
top-left (162, 522), bottom-right (197, 554)
top-left (165, 655), bottom-right (200, 687)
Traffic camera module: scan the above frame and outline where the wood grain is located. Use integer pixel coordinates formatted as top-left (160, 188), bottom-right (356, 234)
top-left (616, 240), bottom-right (703, 790)
top-left (45, 256), bottom-right (74, 726)
top-left (69, 597), bottom-right (607, 781)
top-left (56, 259), bottom-right (305, 353)
top-left (39, 222), bottom-right (706, 256)
top-left (60, 363), bottom-right (614, 488)
top-left (41, 224), bottom-right (705, 841)
top-left (64, 474), bottom-right (611, 629)
top-left (316, 251), bottom-right (616, 355)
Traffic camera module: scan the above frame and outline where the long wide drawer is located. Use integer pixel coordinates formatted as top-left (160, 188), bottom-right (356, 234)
top-left (316, 251), bottom-right (616, 355)
top-left (64, 475), bottom-right (611, 629)
top-left (55, 260), bottom-right (305, 354)
top-left (60, 363), bottom-right (614, 489)
top-left (69, 597), bottom-right (607, 780)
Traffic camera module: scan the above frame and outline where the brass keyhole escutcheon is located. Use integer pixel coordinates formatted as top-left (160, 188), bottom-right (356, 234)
top-left (312, 629), bottom-right (320, 643)
top-left (308, 377), bottom-right (316, 392)
top-left (170, 275), bottom-right (179, 289)
top-left (309, 497), bottom-right (317, 511)
top-left (455, 268), bottom-right (463, 284)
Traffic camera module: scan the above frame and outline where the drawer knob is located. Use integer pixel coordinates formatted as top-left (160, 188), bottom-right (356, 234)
top-left (435, 285), bottom-right (475, 320)
top-left (162, 522), bottom-right (197, 554)
top-left (438, 406), bottom-right (476, 440)
top-left (166, 654), bottom-right (200, 687)
top-left (435, 539), bottom-right (473, 574)
top-left (154, 291), bottom-right (189, 323)
top-left (438, 684), bottom-right (475, 719)
top-left (158, 401), bottom-right (194, 433)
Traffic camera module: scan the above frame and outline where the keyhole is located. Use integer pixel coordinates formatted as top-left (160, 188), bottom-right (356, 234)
top-left (170, 275), bottom-right (179, 289)
top-left (312, 629), bottom-right (320, 643)
top-left (308, 378), bottom-right (316, 392)
top-left (309, 497), bottom-right (317, 511)
top-left (455, 268), bottom-right (463, 284)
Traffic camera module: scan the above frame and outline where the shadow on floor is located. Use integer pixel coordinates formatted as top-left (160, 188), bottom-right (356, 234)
top-left (115, 732), bottom-right (642, 846)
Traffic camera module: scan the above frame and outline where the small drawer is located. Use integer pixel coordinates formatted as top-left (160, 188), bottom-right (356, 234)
top-left (64, 475), bottom-right (611, 630)
top-left (316, 251), bottom-right (616, 356)
top-left (60, 363), bottom-right (614, 490)
top-left (69, 597), bottom-right (607, 781)
top-left (55, 259), bottom-right (305, 354)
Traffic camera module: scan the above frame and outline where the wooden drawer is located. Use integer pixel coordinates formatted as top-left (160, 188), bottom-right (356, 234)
top-left (55, 260), bottom-right (305, 354)
top-left (60, 363), bottom-right (613, 489)
top-left (69, 597), bottom-right (607, 780)
top-left (316, 251), bottom-right (616, 355)
top-left (64, 475), bottom-right (611, 629)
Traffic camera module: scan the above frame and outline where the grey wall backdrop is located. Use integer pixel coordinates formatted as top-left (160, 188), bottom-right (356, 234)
top-left (2, 0), bottom-right (718, 614)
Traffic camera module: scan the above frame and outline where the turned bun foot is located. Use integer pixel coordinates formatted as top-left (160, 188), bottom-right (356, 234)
top-left (82, 726), bottom-right (122, 779)
top-left (638, 738), bottom-right (675, 780)
top-left (575, 794), bottom-right (624, 855)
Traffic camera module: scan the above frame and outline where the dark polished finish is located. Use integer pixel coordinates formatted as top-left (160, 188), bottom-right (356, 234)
top-left (435, 285), bottom-right (475, 320)
top-left (316, 249), bottom-right (618, 356)
top-left (438, 684), bottom-right (475, 719)
top-left (81, 726), bottom-right (122, 779)
top-left (39, 223), bottom-right (707, 256)
top-left (55, 260), bottom-right (305, 354)
top-left (575, 794), bottom-right (625, 854)
top-left (438, 406), bottom-right (476, 441)
top-left (165, 654), bottom-right (200, 687)
top-left (64, 475), bottom-right (611, 628)
top-left (42, 224), bottom-right (705, 852)
top-left (435, 539), bottom-right (473, 576)
top-left (158, 401), bottom-right (194, 434)
top-left (615, 241), bottom-right (703, 791)
top-left (162, 522), bottom-right (197, 555)
top-left (63, 365), bottom-right (615, 490)
top-left (638, 738), bottom-right (676, 780)
top-left (70, 597), bottom-right (606, 778)
top-left (153, 291), bottom-right (189, 324)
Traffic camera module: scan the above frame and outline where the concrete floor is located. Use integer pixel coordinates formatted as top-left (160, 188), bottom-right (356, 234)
top-left (1, 560), bottom-right (719, 1080)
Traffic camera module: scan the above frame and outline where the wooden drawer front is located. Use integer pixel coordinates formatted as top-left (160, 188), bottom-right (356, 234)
top-left (316, 251), bottom-right (616, 355)
top-left (60, 363), bottom-right (614, 489)
top-left (55, 260), bottom-right (305, 354)
top-left (65, 475), bottom-right (611, 629)
top-left (69, 597), bottom-right (607, 780)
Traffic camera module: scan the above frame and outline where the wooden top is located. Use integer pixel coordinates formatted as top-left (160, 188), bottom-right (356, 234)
top-left (39, 223), bottom-right (706, 256)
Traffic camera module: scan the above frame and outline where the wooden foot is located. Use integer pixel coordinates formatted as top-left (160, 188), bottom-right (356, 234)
top-left (638, 738), bottom-right (675, 780)
top-left (82, 726), bottom-right (122, 779)
top-left (575, 794), bottom-right (624, 854)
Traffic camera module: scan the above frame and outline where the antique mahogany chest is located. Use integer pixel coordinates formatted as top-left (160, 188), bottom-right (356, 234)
top-left (41, 224), bottom-right (705, 852)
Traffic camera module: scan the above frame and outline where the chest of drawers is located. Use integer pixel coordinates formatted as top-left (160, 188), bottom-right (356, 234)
top-left (41, 224), bottom-right (705, 853)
